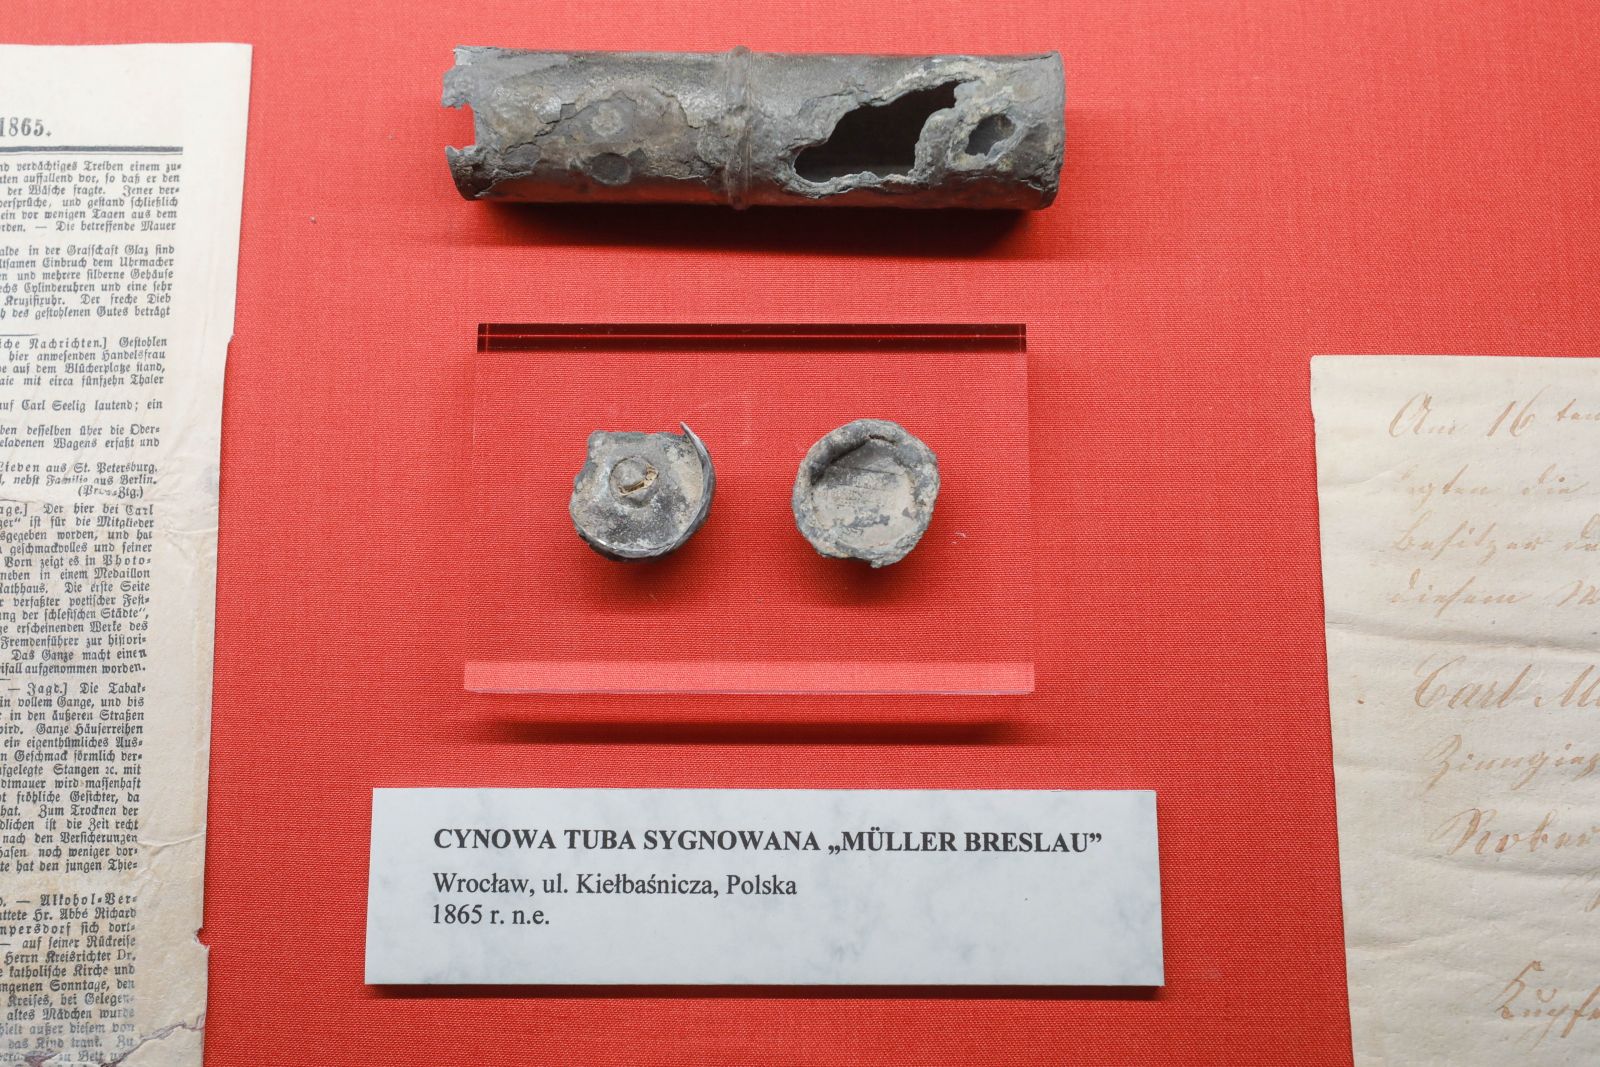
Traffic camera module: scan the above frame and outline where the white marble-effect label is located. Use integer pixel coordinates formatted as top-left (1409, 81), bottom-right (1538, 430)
top-left (365, 788), bottom-right (1162, 986)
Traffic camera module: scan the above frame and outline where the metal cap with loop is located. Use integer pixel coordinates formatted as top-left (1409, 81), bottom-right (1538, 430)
top-left (570, 423), bottom-right (715, 560)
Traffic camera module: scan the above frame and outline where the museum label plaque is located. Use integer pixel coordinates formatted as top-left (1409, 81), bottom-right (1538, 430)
top-left (366, 788), bottom-right (1162, 986)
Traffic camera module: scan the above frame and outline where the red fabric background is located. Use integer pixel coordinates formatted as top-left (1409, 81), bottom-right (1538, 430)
top-left (14, 1), bottom-right (1600, 1063)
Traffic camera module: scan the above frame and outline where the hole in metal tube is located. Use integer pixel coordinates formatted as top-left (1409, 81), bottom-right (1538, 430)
top-left (965, 113), bottom-right (1015, 156)
top-left (794, 82), bottom-right (961, 182)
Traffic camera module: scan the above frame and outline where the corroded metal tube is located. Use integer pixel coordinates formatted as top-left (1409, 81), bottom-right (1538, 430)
top-left (444, 47), bottom-right (1064, 209)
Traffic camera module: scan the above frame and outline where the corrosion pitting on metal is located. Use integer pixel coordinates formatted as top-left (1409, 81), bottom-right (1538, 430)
top-left (571, 423), bottom-right (715, 560)
top-left (793, 419), bottom-right (939, 567)
top-left (444, 47), bottom-right (1064, 209)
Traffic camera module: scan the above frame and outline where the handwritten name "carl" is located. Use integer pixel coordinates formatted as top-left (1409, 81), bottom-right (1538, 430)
top-left (1413, 655), bottom-right (1532, 711)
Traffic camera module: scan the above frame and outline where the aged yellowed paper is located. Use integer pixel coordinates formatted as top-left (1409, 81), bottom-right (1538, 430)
top-left (0, 45), bottom-right (249, 1065)
top-left (1315, 356), bottom-right (1600, 1065)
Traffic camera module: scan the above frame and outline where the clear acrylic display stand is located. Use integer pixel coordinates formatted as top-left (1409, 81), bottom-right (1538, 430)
top-left (464, 323), bottom-right (1033, 695)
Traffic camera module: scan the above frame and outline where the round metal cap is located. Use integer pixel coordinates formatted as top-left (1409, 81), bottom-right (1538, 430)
top-left (792, 418), bottom-right (939, 567)
top-left (570, 423), bottom-right (715, 560)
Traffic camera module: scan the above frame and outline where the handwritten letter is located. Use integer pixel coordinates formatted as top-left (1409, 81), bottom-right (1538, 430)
top-left (1315, 356), bottom-right (1600, 1065)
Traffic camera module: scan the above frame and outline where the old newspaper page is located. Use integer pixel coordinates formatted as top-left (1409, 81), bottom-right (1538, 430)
top-left (1315, 356), bottom-right (1600, 1065)
top-left (0, 45), bottom-right (249, 1065)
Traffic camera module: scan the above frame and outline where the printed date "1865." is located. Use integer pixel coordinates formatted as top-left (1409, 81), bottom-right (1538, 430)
top-left (0, 117), bottom-right (48, 137)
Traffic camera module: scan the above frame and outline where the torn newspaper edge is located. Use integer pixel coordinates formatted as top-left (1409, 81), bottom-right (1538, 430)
top-left (0, 44), bottom-right (250, 1066)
